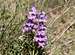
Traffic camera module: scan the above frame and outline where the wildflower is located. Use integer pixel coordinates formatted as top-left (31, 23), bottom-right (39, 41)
top-left (34, 34), bottom-right (47, 48)
top-left (21, 6), bottom-right (48, 48)
top-left (32, 23), bottom-right (38, 31)
top-left (28, 6), bottom-right (37, 19)
top-left (34, 35), bottom-right (47, 41)
top-left (22, 6), bottom-right (37, 32)
top-left (22, 23), bottom-right (32, 32)
top-left (38, 22), bottom-right (47, 31)
top-left (38, 11), bottom-right (47, 22)
top-left (34, 21), bottom-right (47, 48)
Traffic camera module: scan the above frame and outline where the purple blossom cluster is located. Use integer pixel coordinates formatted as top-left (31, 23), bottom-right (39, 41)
top-left (34, 22), bottom-right (47, 48)
top-left (22, 6), bottom-right (37, 32)
top-left (22, 6), bottom-right (47, 48)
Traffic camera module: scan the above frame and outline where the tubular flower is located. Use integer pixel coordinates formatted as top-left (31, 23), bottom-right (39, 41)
top-left (33, 10), bottom-right (48, 48)
top-left (37, 11), bottom-right (47, 22)
top-left (22, 19), bottom-right (34, 32)
top-left (22, 6), bottom-right (48, 48)
top-left (34, 22), bottom-right (48, 48)
top-left (22, 6), bottom-right (37, 32)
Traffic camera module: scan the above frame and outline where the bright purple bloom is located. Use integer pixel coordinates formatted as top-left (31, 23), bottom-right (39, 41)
top-left (34, 34), bottom-right (47, 48)
top-left (31, 6), bottom-right (37, 12)
top-left (21, 6), bottom-right (48, 48)
top-left (32, 23), bottom-right (38, 30)
top-left (22, 19), bottom-right (34, 32)
top-left (27, 19), bottom-right (33, 23)
top-left (37, 11), bottom-right (47, 22)
top-left (36, 35), bottom-right (45, 38)
top-left (28, 6), bottom-right (37, 19)
top-left (22, 6), bottom-right (37, 32)
top-left (34, 35), bottom-right (47, 41)
top-left (25, 19), bottom-right (34, 27)
top-left (28, 16), bottom-right (36, 19)
top-left (38, 23), bottom-right (46, 31)
top-left (22, 25), bottom-right (32, 32)
top-left (34, 19), bottom-right (48, 48)
top-left (36, 31), bottom-right (46, 35)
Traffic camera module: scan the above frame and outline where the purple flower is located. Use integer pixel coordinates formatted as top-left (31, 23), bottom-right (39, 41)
top-left (22, 19), bottom-right (34, 32)
top-left (28, 6), bottom-right (37, 19)
top-left (28, 15), bottom-right (36, 19)
top-left (26, 19), bottom-right (34, 27)
top-left (21, 6), bottom-right (48, 48)
top-left (34, 21), bottom-right (48, 48)
top-left (34, 35), bottom-right (47, 48)
top-left (22, 6), bottom-right (37, 32)
top-left (38, 22), bottom-right (46, 31)
top-left (36, 31), bottom-right (46, 35)
top-left (37, 11), bottom-right (47, 22)
top-left (34, 30), bottom-right (47, 48)
top-left (32, 23), bottom-right (38, 31)
top-left (31, 6), bottom-right (37, 12)
top-left (34, 35), bottom-right (47, 41)
top-left (22, 21), bottom-right (34, 32)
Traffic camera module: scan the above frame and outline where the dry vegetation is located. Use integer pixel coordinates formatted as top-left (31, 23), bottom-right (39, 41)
top-left (0, 0), bottom-right (75, 55)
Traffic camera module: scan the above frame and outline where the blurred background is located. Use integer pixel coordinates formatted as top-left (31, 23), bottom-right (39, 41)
top-left (0, 0), bottom-right (75, 55)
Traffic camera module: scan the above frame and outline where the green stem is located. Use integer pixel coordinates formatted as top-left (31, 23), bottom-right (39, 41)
top-left (33, 50), bottom-right (34, 55)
